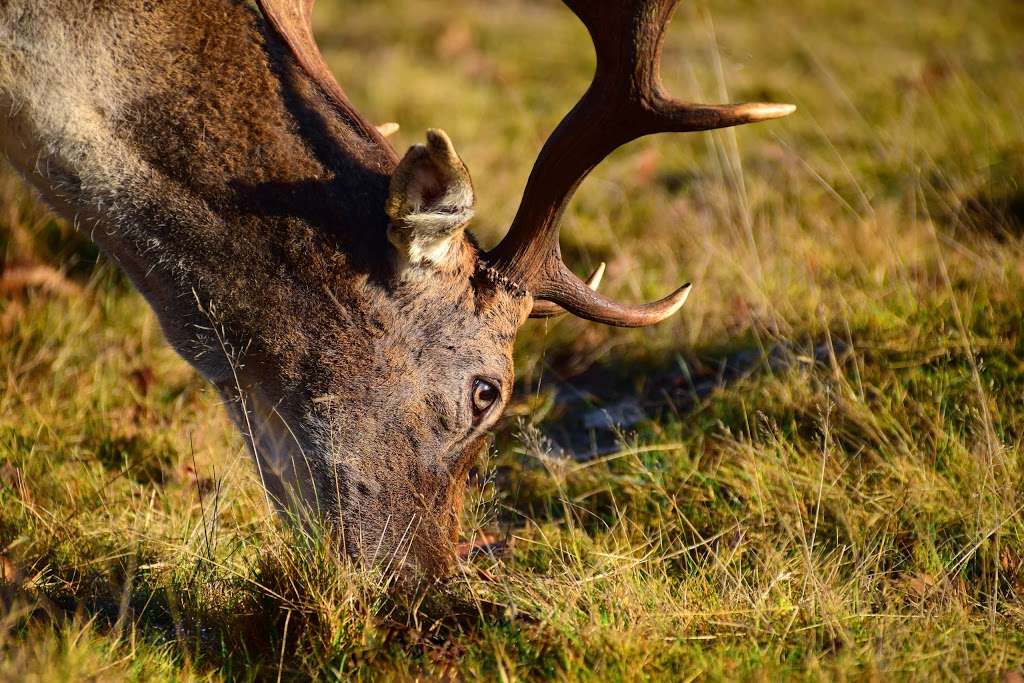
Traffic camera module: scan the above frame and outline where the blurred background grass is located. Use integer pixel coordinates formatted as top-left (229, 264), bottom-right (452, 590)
top-left (2, 0), bottom-right (1024, 679)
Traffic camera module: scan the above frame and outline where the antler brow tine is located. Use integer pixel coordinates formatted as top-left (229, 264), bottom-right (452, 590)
top-left (529, 262), bottom-right (605, 318)
top-left (486, 0), bottom-right (795, 327)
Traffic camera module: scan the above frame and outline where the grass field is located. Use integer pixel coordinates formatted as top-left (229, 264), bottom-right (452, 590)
top-left (2, 0), bottom-right (1024, 679)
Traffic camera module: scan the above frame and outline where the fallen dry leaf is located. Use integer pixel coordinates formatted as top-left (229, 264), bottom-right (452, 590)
top-left (0, 264), bottom-right (81, 298)
top-left (434, 21), bottom-right (473, 60)
top-left (0, 463), bottom-right (19, 487)
top-left (129, 366), bottom-right (156, 396)
top-left (457, 532), bottom-right (510, 561)
top-left (182, 464), bottom-right (216, 496)
top-left (1, 554), bottom-right (21, 584)
top-left (903, 572), bottom-right (939, 599)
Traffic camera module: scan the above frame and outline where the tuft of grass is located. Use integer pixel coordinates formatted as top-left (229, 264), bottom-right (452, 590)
top-left (3, 0), bottom-right (1024, 679)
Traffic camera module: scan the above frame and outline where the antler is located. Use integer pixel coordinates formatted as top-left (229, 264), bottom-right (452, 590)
top-left (256, 0), bottom-right (398, 164)
top-left (529, 262), bottom-right (605, 318)
top-left (486, 0), bottom-right (794, 327)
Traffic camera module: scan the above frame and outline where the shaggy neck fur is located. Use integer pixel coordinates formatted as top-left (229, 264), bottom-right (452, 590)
top-left (0, 0), bottom-right (398, 382)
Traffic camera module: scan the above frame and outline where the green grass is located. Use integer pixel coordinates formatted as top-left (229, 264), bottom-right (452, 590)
top-left (2, 0), bottom-right (1024, 679)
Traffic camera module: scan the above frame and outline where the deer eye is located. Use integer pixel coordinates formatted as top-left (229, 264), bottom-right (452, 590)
top-left (471, 378), bottom-right (500, 418)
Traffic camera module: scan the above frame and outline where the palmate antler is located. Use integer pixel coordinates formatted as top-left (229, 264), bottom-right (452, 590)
top-left (485, 0), bottom-right (794, 326)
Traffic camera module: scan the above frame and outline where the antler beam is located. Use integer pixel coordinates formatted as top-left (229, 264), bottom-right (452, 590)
top-left (487, 0), bottom-right (794, 327)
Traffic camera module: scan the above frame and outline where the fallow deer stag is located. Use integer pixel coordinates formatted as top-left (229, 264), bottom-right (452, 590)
top-left (0, 0), bottom-right (793, 575)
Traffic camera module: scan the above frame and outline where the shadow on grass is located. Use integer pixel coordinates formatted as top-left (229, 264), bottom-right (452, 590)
top-left (519, 334), bottom-right (850, 459)
top-left (1, 534), bottom-right (529, 680)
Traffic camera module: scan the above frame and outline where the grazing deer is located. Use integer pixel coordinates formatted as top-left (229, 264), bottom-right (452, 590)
top-left (0, 0), bottom-right (793, 575)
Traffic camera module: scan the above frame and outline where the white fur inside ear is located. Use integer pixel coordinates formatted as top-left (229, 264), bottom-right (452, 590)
top-left (386, 129), bottom-right (475, 273)
top-left (387, 223), bottom-right (460, 273)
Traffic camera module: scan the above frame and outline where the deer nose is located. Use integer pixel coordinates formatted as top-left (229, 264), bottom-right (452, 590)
top-left (392, 505), bottom-right (461, 579)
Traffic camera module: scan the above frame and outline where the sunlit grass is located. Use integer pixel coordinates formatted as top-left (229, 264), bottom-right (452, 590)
top-left (2, 0), bottom-right (1023, 679)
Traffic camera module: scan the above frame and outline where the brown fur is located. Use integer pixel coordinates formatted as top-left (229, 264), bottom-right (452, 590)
top-left (0, 0), bottom-right (531, 575)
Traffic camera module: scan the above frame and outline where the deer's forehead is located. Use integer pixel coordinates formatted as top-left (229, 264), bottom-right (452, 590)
top-left (342, 282), bottom-right (523, 386)
top-left (400, 291), bottom-right (522, 361)
top-left (391, 269), bottom-right (527, 335)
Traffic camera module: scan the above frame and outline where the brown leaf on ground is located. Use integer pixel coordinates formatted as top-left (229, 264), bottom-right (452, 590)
top-left (903, 572), bottom-right (939, 599)
top-left (0, 264), bottom-right (81, 298)
top-left (457, 532), bottom-right (510, 561)
top-left (629, 148), bottom-right (661, 188)
top-left (899, 571), bottom-right (968, 604)
top-left (1001, 548), bottom-right (1021, 573)
top-left (435, 21), bottom-right (473, 61)
top-left (0, 554), bottom-right (21, 584)
top-left (0, 299), bottom-right (25, 335)
top-left (0, 463), bottom-right (19, 487)
top-left (432, 20), bottom-right (497, 81)
top-left (182, 464), bottom-right (216, 496)
top-left (0, 464), bottom-right (29, 502)
top-left (129, 366), bottom-right (156, 397)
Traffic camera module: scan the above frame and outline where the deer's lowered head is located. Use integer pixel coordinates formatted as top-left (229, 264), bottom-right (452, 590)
top-left (0, 0), bottom-right (793, 577)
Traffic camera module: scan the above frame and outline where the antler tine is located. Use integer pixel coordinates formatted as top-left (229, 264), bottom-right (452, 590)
top-left (486, 0), bottom-right (794, 327)
top-left (257, 0), bottom-right (399, 165)
top-left (541, 262), bottom-right (692, 326)
top-left (529, 262), bottom-right (605, 318)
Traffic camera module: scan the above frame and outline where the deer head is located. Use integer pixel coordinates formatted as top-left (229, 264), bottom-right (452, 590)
top-left (0, 0), bottom-right (792, 577)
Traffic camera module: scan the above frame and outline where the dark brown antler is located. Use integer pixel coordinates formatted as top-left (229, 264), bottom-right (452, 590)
top-left (256, 0), bottom-right (399, 164)
top-left (529, 262), bottom-right (605, 318)
top-left (486, 0), bottom-right (794, 327)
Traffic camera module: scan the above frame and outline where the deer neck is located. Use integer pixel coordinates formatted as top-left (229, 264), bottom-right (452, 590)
top-left (0, 0), bottom-right (398, 384)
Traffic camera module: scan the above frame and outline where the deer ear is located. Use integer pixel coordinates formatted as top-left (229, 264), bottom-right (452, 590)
top-left (386, 129), bottom-right (475, 272)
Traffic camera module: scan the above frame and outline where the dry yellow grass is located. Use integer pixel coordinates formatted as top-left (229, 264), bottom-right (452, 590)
top-left (2, 0), bottom-right (1024, 679)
